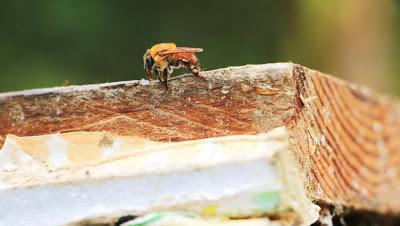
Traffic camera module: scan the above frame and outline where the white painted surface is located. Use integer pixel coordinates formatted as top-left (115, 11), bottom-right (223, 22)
top-left (47, 135), bottom-right (69, 168)
top-left (0, 160), bottom-right (281, 226)
top-left (0, 127), bottom-right (319, 225)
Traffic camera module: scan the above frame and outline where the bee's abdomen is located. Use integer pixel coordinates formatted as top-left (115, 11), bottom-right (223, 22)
top-left (170, 52), bottom-right (199, 67)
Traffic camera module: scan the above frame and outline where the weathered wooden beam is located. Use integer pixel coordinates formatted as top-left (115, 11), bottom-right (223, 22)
top-left (1, 63), bottom-right (399, 215)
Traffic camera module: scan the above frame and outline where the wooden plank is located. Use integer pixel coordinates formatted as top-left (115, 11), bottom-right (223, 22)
top-left (1, 62), bottom-right (399, 214)
top-left (289, 66), bottom-right (400, 213)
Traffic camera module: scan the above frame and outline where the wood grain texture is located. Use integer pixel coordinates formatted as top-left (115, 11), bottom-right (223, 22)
top-left (289, 66), bottom-right (400, 213)
top-left (0, 63), bottom-right (399, 214)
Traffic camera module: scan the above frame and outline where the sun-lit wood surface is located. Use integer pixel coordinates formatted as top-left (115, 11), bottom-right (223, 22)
top-left (1, 63), bottom-right (399, 214)
top-left (288, 66), bottom-right (400, 213)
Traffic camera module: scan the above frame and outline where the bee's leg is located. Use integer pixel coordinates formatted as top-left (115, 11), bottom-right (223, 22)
top-left (167, 66), bottom-right (173, 75)
top-left (191, 64), bottom-right (206, 79)
top-left (156, 70), bottom-right (163, 87)
top-left (145, 70), bottom-right (153, 80)
top-left (162, 68), bottom-right (169, 90)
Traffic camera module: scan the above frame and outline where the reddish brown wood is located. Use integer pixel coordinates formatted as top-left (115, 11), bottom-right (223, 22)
top-left (1, 63), bottom-right (400, 214)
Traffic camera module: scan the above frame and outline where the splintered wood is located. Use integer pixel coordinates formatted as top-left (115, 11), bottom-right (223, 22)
top-left (289, 67), bottom-right (400, 213)
top-left (0, 63), bottom-right (399, 214)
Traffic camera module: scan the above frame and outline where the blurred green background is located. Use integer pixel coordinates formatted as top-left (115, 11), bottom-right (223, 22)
top-left (1, 1), bottom-right (400, 94)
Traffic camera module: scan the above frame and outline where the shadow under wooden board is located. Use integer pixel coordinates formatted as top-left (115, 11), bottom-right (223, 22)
top-left (1, 62), bottom-right (400, 219)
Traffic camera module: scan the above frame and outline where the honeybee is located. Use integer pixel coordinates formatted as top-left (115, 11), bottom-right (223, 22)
top-left (143, 43), bottom-right (204, 89)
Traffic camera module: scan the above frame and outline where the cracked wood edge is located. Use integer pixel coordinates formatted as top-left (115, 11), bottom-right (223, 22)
top-left (289, 66), bottom-right (400, 213)
top-left (1, 62), bottom-right (400, 214)
top-left (0, 63), bottom-right (293, 144)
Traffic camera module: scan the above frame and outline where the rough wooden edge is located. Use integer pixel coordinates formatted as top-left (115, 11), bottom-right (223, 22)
top-left (1, 62), bottom-right (400, 217)
top-left (290, 65), bottom-right (400, 214)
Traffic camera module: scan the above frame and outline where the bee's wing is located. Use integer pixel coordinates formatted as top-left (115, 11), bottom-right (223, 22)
top-left (158, 48), bottom-right (203, 56)
top-left (177, 47), bottom-right (204, 53)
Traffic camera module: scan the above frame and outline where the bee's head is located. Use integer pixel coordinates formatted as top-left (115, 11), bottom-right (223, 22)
top-left (143, 49), bottom-right (154, 80)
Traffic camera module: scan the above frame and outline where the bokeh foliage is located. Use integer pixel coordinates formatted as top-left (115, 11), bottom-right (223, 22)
top-left (0, 1), bottom-right (399, 94)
